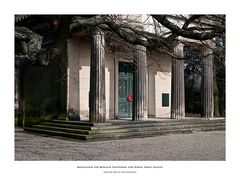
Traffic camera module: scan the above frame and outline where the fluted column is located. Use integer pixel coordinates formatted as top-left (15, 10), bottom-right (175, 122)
top-left (202, 48), bottom-right (214, 118)
top-left (89, 29), bottom-right (106, 123)
top-left (133, 45), bottom-right (148, 121)
top-left (171, 43), bottom-right (185, 119)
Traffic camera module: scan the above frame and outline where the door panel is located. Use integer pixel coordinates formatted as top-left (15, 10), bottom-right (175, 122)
top-left (118, 62), bottom-right (134, 118)
top-left (119, 79), bottom-right (127, 98)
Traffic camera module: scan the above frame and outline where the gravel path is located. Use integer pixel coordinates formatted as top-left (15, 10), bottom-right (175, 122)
top-left (15, 127), bottom-right (225, 161)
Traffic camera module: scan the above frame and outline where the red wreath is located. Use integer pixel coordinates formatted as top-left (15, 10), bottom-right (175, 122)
top-left (127, 94), bottom-right (133, 102)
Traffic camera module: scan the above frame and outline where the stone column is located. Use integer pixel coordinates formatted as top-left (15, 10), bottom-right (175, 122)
top-left (89, 29), bottom-right (106, 123)
top-left (202, 48), bottom-right (214, 118)
top-left (133, 45), bottom-right (148, 121)
top-left (171, 43), bottom-right (185, 119)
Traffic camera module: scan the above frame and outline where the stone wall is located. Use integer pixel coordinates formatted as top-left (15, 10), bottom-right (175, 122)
top-left (148, 55), bottom-right (171, 118)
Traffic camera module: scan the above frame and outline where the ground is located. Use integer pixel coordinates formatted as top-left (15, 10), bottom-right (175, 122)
top-left (15, 127), bottom-right (225, 161)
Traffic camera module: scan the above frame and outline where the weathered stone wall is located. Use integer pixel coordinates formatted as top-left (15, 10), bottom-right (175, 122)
top-left (68, 36), bottom-right (115, 120)
top-left (77, 37), bottom-right (90, 120)
top-left (148, 55), bottom-right (171, 118)
top-left (105, 54), bottom-right (115, 119)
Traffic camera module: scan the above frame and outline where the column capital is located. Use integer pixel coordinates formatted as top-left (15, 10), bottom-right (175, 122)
top-left (203, 47), bottom-right (213, 57)
top-left (174, 41), bottom-right (184, 47)
top-left (173, 42), bottom-right (184, 58)
top-left (173, 39), bottom-right (185, 47)
top-left (135, 44), bottom-right (146, 51)
top-left (90, 28), bottom-right (104, 36)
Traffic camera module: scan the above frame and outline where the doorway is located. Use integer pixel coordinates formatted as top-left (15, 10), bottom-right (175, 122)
top-left (118, 62), bottom-right (134, 118)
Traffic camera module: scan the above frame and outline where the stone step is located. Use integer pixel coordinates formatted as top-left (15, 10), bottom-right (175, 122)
top-left (32, 121), bottom-right (225, 134)
top-left (93, 120), bottom-right (225, 130)
top-left (202, 126), bottom-right (225, 131)
top-left (23, 118), bottom-right (225, 141)
top-left (39, 120), bottom-right (225, 133)
top-left (24, 127), bottom-right (88, 140)
top-left (49, 119), bottom-right (94, 126)
top-left (88, 126), bottom-right (225, 140)
top-left (98, 118), bottom-right (225, 127)
top-left (33, 125), bottom-right (91, 135)
top-left (49, 118), bottom-right (225, 127)
top-left (45, 118), bottom-right (225, 129)
top-left (40, 122), bottom-right (94, 130)
top-left (24, 124), bottom-right (225, 141)
top-left (93, 123), bottom-right (225, 134)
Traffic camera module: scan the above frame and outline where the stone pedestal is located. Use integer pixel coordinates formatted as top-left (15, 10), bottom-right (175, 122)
top-left (171, 43), bottom-right (185, 119)
top-left (133, 45), bottom-right (148, 121)
top-left (89, 30), bottom-right (106, 123)
top-left (202, 48), bottom-right (214, 118)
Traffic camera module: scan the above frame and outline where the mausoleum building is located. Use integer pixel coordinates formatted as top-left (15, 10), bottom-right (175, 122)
top-left (15, 15), bottom-right (216, 125)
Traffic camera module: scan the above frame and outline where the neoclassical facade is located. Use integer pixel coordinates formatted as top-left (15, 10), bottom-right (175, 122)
top-left (66, 30), bottom-right (214, 123)
top-left (15, 15), bottom-right (215, 125)
top-left (67, 30), bottom-right (171, 122)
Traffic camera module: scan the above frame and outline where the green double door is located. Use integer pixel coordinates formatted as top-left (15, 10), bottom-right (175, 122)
top-left (118, 62), bottom-right (134, 118)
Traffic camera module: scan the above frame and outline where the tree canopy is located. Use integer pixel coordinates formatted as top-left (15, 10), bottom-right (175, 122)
top-left (15, 14), bottom-right (225, 66)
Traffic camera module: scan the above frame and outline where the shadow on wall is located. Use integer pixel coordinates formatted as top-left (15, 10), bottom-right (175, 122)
top-left (19, 48), bottom-right (67, 126)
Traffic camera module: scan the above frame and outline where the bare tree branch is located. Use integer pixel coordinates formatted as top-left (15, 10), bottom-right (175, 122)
top-left (152, 15), bottom-right (224, 40)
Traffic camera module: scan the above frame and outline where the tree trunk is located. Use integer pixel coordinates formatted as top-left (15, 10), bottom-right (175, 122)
top-left (38, 16), bottom-right (73, 66)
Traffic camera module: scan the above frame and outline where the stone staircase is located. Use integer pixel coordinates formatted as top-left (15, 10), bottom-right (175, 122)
top-left (23, 118), bottom-right (225, 141)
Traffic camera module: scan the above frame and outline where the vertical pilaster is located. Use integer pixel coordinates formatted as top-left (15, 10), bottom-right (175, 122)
top-left (66, 39), bottom-right (80, 120)
top-left (133, 45), bottom-right (148, 121)
top-left (89, 29), bottom-right (106, 123)
top-left (171, 43), bottom-right (185, 119)
top-left (114, 54), bottom-right (119, 119)
top-left (202, 48), bottom-right (214, 118)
